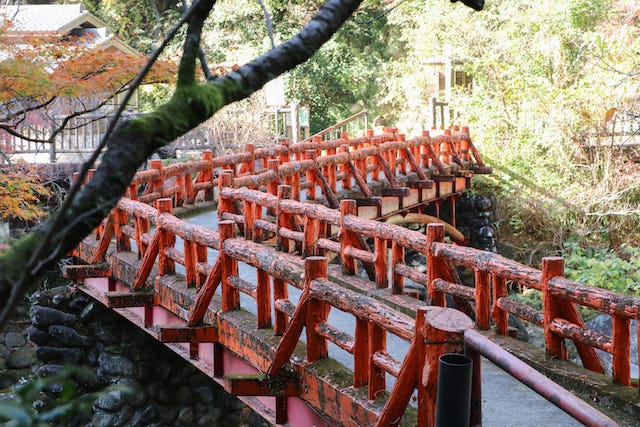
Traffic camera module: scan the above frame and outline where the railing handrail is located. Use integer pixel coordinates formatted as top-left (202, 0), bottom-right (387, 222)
top-left (301, 110), bottom-right (369, 143)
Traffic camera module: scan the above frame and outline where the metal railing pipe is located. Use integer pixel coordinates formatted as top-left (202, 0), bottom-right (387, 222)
top-left (464, 329), bottom-right (617, 427)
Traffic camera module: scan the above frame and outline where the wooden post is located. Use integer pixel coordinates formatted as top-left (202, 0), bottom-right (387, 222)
top-left (368, 323), bottom-right (386, 400)
top-left (340, 142), bottom-right (352, 190)
top-left (114, 207), bottom-right (131, 252)
top-left (353, 317), bottom-right (369, 387)
top-left (150, 159), bottom-right (165, 201)
top-left (273, 277), bottom-right (288, 335)
top-left (243, 200), bottom-right (254, 241)
top-left (176, 174), bottom-right (185, 206)
top-left (256, 268), bottom-right (272, 329)
top-left (306, 298), bottom-right (329, 362)
top-left (156, 198), bottom-right (175, 276)
top-left (491, 274), bottom-right (509, 335)
top-left (302, 216), bottom-right (318, 258)
top-left (184, 240), bottom-right (197, 288)
top-left (276, 185), bottom-right (292, 252)
top-left (201, 151), bottom-right (214, 201)
top-left (421, 308), bottom-right (469, 427)
top-left (195, 244), bottom-right (208, 289)
top-left (475, 269), bottom-right (490, 329)
top-left (542, 257), bottom-right (566, 360)
top-left (391, 241), bottom-right (404, 295)
top-left (185, 168), bottom-right (195, 204)
top-left (426, 224), bottom-right (445, 306)
top-left (134, 216), bottom-right (150, 258)
top-left (217, 170), bottom-right (235, 221)
top-left (612, 315), bottom-right (631, 385)
top-left (220, 221), bottom-right (239, 312)
top-left (305, 149), bottom-right (317, 200)
top-left (340, 200), bottom-right (357, 275)
top-left (374, 237), bottom-right (388, 289)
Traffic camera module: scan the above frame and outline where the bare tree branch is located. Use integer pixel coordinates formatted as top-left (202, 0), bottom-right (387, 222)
top-left (0, 0), bottom-right (363, 327)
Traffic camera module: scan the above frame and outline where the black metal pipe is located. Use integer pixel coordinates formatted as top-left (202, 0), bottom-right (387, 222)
top-left (435, 353), bottom-right (473, 427)
top-left (464, 329), bottom-right (618, 427)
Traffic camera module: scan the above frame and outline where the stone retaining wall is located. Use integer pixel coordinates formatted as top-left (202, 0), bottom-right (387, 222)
top-left (23, 286), bottom-right (268, 427)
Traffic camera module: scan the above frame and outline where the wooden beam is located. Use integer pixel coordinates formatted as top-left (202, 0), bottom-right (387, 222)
top-left (158, 324), bottom-right (218, 343)
top-left (63, 263), bottom-right (111, 279)
top-left (106, 291), bottom-right (155, 308)
top-left (224, 373), bottom-right (300, 397)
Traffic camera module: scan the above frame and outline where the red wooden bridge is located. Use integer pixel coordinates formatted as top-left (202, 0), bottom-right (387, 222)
top-left (65, 125), bottom-right (638, 426)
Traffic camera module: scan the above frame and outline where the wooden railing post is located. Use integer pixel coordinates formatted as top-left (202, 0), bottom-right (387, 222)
top-left (475, 269), bottom-right (491, 329)
top-left (391, 240), bottom-right (404, 294)
top-left (113, 207), bottom-right (130, 253)
top-left (176, 173), bottom-right (185, 206)
top-left (339, 143), bottom-right (352, 190)
top-left (491, 274), bottom-right (509, 335)
top-left (612, 315), bottom-right (631, 385)
top-left (202, 150), bottom-right (214, 201)
top-left (267, 159), bottom-right (280, 198)
top-left (134, 216), bottom-right (150, 258)
top-left (184, 167), bottom-right (195, 204)
top-left (217, 170), bottom-right (234, 221)
top-left (420, 308), bottom-right (469, 427)
top-left (368, 323), bottom-right (386, 400)
top-left (150, 159), bottom-right (165, 202)
top-left (306, 270), bottom-right (329, 362)
top-left (243, 199), bottom-right (255, 241)
top-left (219, 220), bottom-right (239, 312)
top-left (340, 199), bottom-right (357, 275)
top-left (374, 237), bottom-right (388, 289)
top-left (305, 149), bottom-right (317, 200)
top-left (353, 317), bottom-right (369, 388)
top-left (156, 198), bottom-right (174, 276)
top-left (276, 185), bottom-right (292, 252)
top-left (256, 268), bottom-right (272, 329)
top-left (426, 224), bottom-right (446, 306)
top-left (184, 240), bottom-right (196, 288)
top-left (542, 257), bottom-right (567, 359)
top-left (273, 276), bottom-right (288, 335)
top-left (302, 216), bottom-right (319, 259)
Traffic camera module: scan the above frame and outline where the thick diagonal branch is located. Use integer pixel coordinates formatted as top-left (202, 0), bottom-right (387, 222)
top-left (0, 0), bottom-right (363, 327)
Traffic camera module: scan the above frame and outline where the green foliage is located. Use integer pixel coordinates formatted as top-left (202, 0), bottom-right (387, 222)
top-left (0, 366), bottom-right (100, 427)
top-left (564, 242), bottom-right (640, 295)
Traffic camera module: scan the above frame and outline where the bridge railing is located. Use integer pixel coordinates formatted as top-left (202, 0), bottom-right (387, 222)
top-left (83, 194), bottom-right (474, 424)
top-left (214, 185), bottom-right (640, 389)
top-left (77, 190), bottom-right (628, 424)
top-left (89, 125), bottom-right (489, 213)
top-left (428, 225), bottom-right (640, 387)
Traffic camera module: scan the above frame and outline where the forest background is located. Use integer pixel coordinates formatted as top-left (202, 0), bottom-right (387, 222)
top-left (3, 0), bottom-right (640, 297)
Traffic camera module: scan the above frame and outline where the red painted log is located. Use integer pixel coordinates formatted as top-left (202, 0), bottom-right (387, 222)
top-left (353, 317), bottom-right (369, 388)
top-left (187, 256), bottom-right (222, 326)
top-left (475, 270), bottom-right (491, 330)
top-left (431, 242), bottom-right (543, 290)
top-left (549, 318), bottom-right (612, 353)
top-left (612, 315), bottom-right (631, 385)
top-left (492, 274), bottom-right (509, 335)
top-left (496, 297), bottom-right (544, 327)
top-left (256, 268), bottom-right (272, 329)
top-left (268, 257), bottom-right (326, 377)
top-left (542, 257), bottom-right (567, 359)
top-left (391, 241), bottom-right (405, 294)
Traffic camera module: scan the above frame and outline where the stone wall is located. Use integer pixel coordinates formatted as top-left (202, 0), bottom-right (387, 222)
top-left (25, 286), bottom-right (268, 427)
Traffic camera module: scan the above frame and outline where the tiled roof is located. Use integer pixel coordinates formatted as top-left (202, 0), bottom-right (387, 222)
top-left (1, 4), bottom-right (101, 34)
top-left (0, 4), bottom-right (138, 55)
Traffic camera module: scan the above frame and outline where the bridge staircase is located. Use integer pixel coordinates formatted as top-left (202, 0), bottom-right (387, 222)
top-left (64, 122), bottom-right (638, 426)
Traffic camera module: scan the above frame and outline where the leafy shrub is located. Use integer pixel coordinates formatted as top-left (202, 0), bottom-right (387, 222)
top-left (563, 242), bottom-right (640, 295)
